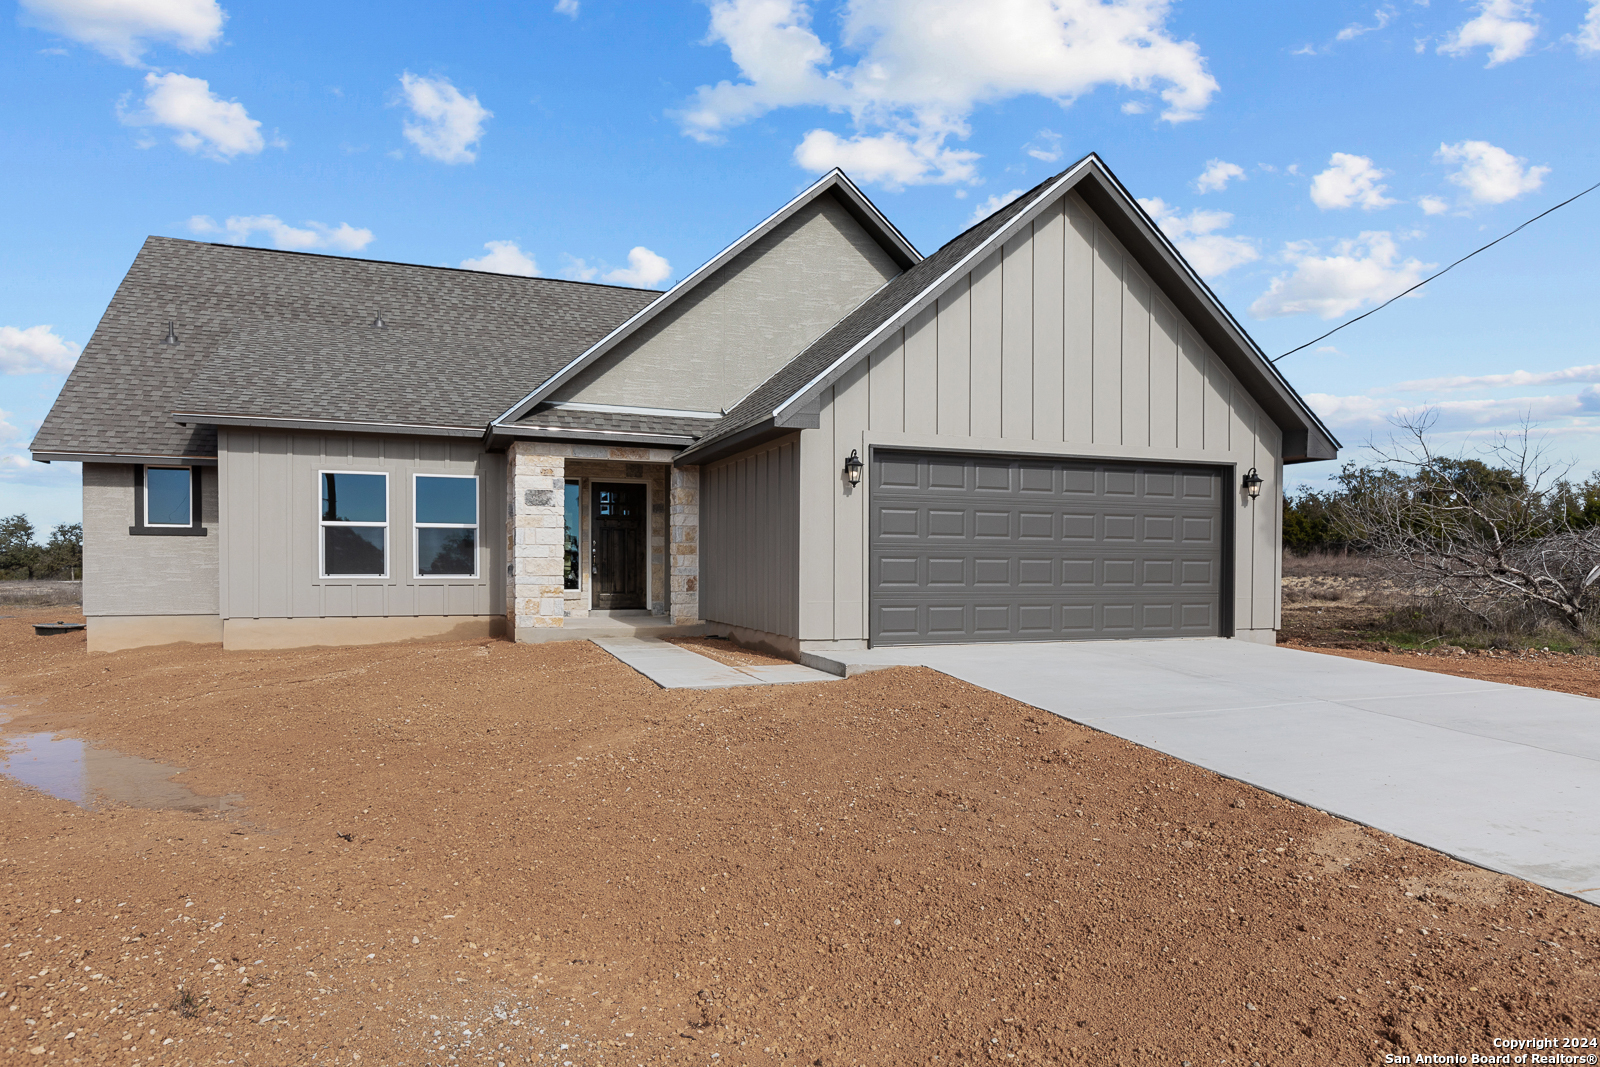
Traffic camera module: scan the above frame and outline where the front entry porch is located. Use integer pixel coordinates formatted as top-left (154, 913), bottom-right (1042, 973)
top-left (506, 441), bottom-right (700, 642)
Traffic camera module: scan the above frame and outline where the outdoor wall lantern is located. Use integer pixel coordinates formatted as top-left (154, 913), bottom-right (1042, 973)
top-left (1242, 467), bottom-right (1264, 501)
top-left (844, 449), bottom-right (864, 487)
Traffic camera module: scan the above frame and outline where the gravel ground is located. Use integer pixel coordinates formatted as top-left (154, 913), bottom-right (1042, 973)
top-left (1, 608), bottom-right (1597, 1066)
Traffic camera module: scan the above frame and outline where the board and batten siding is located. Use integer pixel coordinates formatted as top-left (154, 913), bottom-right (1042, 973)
top-left (82, 462), bottom-right (219, 617)
top-left (798, 188), bottom-right (1283, 645)
top-left (556, 194), bottom-right (903, 415)
top-left (699, 435), bottom-right (801, 639)
top-left (217, 430), bottom-right (505, 620)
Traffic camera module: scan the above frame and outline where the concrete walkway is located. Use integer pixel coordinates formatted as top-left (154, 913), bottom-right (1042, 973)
top-left (811, 638), bottom-right (1600, 905)
top-left (591, 636), bottom-right (839, 690)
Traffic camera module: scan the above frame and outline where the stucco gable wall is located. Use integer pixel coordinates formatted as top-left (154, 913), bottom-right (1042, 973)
top-left (556, 194), bottom-right (902, 414)
top-left (798, 189), bottom-right (1285, 645)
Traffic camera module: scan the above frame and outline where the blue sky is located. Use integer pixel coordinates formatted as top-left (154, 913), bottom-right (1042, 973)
top-left (3, 0), bottom-right (1599, 531)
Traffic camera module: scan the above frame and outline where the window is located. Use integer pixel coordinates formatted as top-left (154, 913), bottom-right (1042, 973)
top-left (145, 467), bottom-right (193, 527)
top-left (320, 471), bottom-right (387, 577)
top-left (414, 474), bottom-right (478, 578)
top-left (563, 480), bottom-right (580, 590)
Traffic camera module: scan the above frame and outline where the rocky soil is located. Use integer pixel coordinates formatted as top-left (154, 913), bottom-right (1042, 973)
top-left (1, 609), bottom-right (1596, 1066)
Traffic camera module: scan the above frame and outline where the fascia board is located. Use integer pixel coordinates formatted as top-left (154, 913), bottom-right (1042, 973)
top-left (31, 450), bottom-right (218, 465)
top-left (490, 169), bottom-right (920, 428)
top-left (172, 412), bottom-right (484, 438)
top-left (769, 156), bottom-right (1100, 429)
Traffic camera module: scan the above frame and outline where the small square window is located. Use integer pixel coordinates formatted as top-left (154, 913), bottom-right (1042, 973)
top-left (145, 467), bottom-right (192, 526)
top-left (415, 474), bottom-right (478, 578)
top-left (320, 471), bottom-right (388, 577)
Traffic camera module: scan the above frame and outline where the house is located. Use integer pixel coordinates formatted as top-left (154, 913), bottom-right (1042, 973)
top-left (31, 154), bottom-right (1338, 655)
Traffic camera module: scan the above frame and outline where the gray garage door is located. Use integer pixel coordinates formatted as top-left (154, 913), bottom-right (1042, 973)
top-left (869, 451), bottom-right (1225, 645)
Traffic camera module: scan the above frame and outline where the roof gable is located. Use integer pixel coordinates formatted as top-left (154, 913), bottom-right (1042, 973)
top-left (490, 169), bottom-right (919, 429)
top-left (681, 154), bottom-right (1339, 465)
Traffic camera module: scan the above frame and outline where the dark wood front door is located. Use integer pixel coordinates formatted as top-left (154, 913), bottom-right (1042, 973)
top-left (592, 483), bottom-right (646, 610)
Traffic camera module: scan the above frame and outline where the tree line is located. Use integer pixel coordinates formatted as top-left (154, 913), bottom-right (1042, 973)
top-left (1285, 415), bottom-right (1600, 636)
top-left (0, 514), bottom-right (83, 580)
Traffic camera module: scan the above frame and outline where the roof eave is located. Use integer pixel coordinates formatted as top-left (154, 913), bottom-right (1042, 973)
top-left (489, 423), bottom-right (698, 449)
top-left (489, 169), bottom-right (922, 429)
top-left (674, 417), bottom-right (799, 466)
top-left (30, 449), bottom-right (218, 465)
top-left (172, 412), bottom-right (486, 438)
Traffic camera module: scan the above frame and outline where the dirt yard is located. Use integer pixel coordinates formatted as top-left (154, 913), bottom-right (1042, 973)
top-left (1, 609), bottom-right (1597, 1067)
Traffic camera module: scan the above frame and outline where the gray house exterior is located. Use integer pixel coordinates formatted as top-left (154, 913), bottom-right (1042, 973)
top-left (32, 156), bottom-right (1337, 654)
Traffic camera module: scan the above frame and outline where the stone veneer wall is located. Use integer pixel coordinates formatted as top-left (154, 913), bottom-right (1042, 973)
top-left (670, 465), bottom-right (700, 625)
top-left (506, 441), bottom-right (689, 639)
top-left (506, 442), bottom-right (567, 638)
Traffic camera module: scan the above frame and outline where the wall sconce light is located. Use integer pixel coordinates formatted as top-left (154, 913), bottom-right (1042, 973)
top-left (844, 449), bottom-right (863, 487)
top-left (1242, 467), bottom-right (1263, 501)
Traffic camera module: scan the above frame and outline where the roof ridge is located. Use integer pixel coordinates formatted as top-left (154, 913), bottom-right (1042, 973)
top-left (143, 235), bottom-right (665, 294)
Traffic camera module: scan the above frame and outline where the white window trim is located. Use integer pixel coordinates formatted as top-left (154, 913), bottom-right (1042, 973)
top-left (412, 472), bottom-right (480, 580)
top-left (319, 469), bottom-right (390, 580)
top-left (144, 465), bottom-right (194, 528)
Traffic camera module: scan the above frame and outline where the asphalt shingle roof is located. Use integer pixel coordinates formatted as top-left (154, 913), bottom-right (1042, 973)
top-left (31, 237), bottom-right (657, 459)
top-left (177, 325), bottom-right (591, 430)
top-left (514, 407), bottom-right (721, 440)
top-left (687, 169), bottom-right (1064, 457)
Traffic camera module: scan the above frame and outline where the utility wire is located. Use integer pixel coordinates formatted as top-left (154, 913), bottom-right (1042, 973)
top-left (1271, 178), bottom-right (1600, 364)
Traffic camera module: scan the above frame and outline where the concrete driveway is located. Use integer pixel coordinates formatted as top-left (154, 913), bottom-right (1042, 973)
top-left (814, 639), bottom-right (1600, 906)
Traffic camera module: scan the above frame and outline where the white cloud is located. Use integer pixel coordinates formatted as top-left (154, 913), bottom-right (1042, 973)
top-left (793, 128), bottom-right (979, 187)
top-left (1194, 158), bottom-right (1244, 193)
top-left (398, 72), bottom-right (491, 164)
top-left (1249, 231), bottom-right (1433, 319)
top-left (1436, 139), bottom-right (1549, 203)
top-left (603, 247), bottom-right (672, 287)
top-left (188, 214), bottom-right (374, 252)
top-left (118, 71), bottom-right (267, 159)
top-left (1307, 390), bottom-right (1600, 432)
top-left (968, 189), bottom-right (1023, 225)
top-left (19, 0), bottom-right (224, 66)
top-left (1120, 100), bottom-right (1148, 114)
top-left (0, 325), bottom-right (81, 375)
top-left (460, 240), bottom-right (539, 276)
top-left (1138, 197), bottom-right (1260, 278)
top-left (1309, 152), bottom-right (1398, 210)
top-left (1418, 194), bottom-right (1450, 214)
top-left (1577, 1), bottom-right (1600, 52)
top-left (1336, 5), bottom-right (1397, 40)
top-left (1389, 362), bottom-right (1600, 393)
top-left (554, 0), bottom-right (579, 15)
top-left (1025, 129), bottom-right (1062, 162)
top-left (1438, 0), bottom-right (1538, 66)
top-left (681, 0), bottom-right (1218, 186)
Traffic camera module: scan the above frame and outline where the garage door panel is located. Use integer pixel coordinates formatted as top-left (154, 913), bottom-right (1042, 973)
top-left (870, 451), bottom-right (1225, 644)
top-left (879, 508), bottom-right (920, 537)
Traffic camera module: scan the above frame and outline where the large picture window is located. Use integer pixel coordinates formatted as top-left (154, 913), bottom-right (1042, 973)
top-left (415, 474), bottom-right (478, 578)
top-left (563, 480), bottom-right (580, 590)
top-left (320, 471), bottom-right (388, 577)
top-left (145, 466), bottom-right (193, 527)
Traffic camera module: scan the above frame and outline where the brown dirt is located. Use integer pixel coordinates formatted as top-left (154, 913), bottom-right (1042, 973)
top-left (1286, 641), bottom-right (1600, 700)
top-left (1, 607), bottom-right (1597, 1066)
top-left (664, 635), bottom-right (796, 668)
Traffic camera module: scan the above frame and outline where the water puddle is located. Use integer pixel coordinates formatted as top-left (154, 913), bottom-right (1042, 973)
top-left (0, 699), bottom-right (244, 813)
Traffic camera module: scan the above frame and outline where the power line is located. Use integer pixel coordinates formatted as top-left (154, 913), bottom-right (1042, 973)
top-left (1271, 178), bottom-right (1600, 364)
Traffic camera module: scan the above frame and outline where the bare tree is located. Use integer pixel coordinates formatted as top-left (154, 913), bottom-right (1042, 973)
top-left (1337, 411), bottom-right (1600, 636)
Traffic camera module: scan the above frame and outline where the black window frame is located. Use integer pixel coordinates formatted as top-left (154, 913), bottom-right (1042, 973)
top-left (129, 465), bottom-right (207, 537)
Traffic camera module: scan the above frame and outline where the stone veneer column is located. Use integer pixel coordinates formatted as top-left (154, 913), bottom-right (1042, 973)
top-left (506, 441), bottom-right (569, 640)
top-left (669, 464), bottom-right (700, 625)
